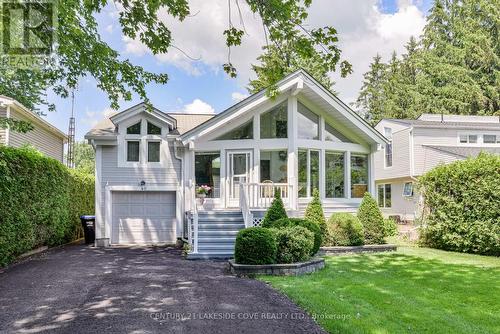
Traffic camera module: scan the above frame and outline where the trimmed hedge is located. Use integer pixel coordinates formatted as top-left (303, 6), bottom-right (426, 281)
top-left (0, 146), bottom-right (94, 266)
top-left (419, 153), bottom-right (500, 256)
top-left (325, 213), bottom-right (364, 246)
top-left (234, 227), bottom-right (277, 265)
top-left (357, 193), bottom-right (385, 244)
top-left (261, 190), bottom-right (288, 228)
top-left (304, 189), bottom-right (326, 239)
top-left (265, 218), bottom-right (322, 255)
top-left (271, 226), bottom-right (313, 264)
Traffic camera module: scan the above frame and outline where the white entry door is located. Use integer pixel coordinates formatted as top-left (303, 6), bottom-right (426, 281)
top-left (227, 151), bottom-right (252, 207)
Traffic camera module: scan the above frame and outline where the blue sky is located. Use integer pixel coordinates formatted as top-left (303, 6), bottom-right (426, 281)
top-left (41, 0), bottom-right (433, 140)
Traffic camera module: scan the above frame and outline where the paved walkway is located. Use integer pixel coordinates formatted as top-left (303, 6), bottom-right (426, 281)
top-left (0, 244), bottom-right (325, 334)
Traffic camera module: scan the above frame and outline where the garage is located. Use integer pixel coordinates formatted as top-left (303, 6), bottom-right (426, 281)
top-left (111, 191), bottom-right (176, 245)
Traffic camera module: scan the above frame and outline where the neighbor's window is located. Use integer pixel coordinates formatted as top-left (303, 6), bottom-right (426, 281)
top-left (260, 150), bottom-right (288, 183)
top-left (127, 141), bottom-right (140, 162)
top-left (351, 154), bottom-right (368, 198)
top-left (459, 134), bottom-right (478, 144)
top-left (147, 122), bottom-right (162, 135)
top-left (127, 122), bottom-right (141, 135)
top-left (260, 103), bottom-right (288, 139)
top-left (403, 182), bottom-right (414, 197)
top-left (216, 119), bottom-right (253, 140)
top-left (377, 184), bottom-right (391, 208)
top-left (325, 152), bottom-right (345, 198)
top-left (483, 134), bottom-right (498, 144)
top-left (147, 141), bottom-right (160, 162)
top-left (384, 127), bottom-right (393, 168)
top-left (297, 102), bottom-right (319, 140)
top-left (195, 153), bottom-right (221, 198)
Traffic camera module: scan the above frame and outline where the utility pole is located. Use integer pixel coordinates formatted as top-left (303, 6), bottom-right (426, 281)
top-left (67, 90), bottom-right (76, 168)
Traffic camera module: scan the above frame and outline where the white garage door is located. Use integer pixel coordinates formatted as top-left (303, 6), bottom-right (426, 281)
top-left (111, 191), bottom-right (176, 244)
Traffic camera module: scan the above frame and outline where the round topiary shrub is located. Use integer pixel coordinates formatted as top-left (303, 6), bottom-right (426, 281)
top-left (271, 226), bottom-right (314, 264)
top-left (325, 213), bottom-right (364, 246)
top-left (234, 227), bottom-right (277, 265)
top-left (357, 193), bottom-right (385, 244)
top-left (289, 218), bottom-right (322, 256)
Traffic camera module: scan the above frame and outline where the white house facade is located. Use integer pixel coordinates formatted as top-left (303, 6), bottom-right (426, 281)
top-left (86, 70), bottom-right (388, 258)
top-left (374, 114), bottom-right (500, 222)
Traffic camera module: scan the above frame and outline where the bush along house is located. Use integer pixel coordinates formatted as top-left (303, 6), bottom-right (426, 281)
top-left (85, 69), bottom-right (388, 258)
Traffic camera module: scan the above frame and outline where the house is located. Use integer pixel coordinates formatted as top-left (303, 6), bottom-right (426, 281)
top-left (85, 70), bottom-right (388, 258)
top-left (374, 114), bottom-right (500, 222)
top-left (0, 96), bottom-right (67, 162)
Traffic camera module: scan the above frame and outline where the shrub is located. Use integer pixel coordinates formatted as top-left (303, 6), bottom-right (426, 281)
top-left (264, 218), bottom-right (322, 256)
top-left (234, 227), bottom-right (277, 265)
top-left (383, 218), bottom-right (398, 237)
top-left (271, 226), bottom-right (313, 263)
top-left (418, 153), bottom-right (500, 255)
top-left (0, 146), bottom-right (94, 266)
top-left (261, 190), bottom-right (288, 227)
top-left (357, 193), bottom-right (385, 244)
top-left (304, 188), bottom-right (326, 239)
top-left (325, 213), bottom-right (364, 246)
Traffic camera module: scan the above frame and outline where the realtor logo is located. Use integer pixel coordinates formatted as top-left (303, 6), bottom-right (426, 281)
top-left (0, 0), bottom-right (56, 67)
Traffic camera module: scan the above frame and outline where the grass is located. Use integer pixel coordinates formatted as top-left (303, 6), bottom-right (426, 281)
top-left (260, 247), bottom-right (500, 334)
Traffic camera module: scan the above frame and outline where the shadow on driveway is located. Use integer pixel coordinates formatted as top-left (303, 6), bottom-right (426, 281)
top-left (0, 244), bottom-right (325, 334)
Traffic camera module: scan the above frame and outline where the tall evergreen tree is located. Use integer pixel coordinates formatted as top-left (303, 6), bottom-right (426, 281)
top-left (355, 54), bottom-right (387, 125)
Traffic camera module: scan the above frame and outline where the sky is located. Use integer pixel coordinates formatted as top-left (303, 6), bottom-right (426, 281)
top-left (41, 0), bottom-right (433, 140)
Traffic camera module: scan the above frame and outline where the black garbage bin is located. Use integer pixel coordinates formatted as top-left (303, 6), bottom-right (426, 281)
top-left (80, 215), bottom-right (96, 244)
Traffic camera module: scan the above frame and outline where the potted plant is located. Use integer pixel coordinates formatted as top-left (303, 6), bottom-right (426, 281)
top-left (196, 185), bottom-right (211, 205)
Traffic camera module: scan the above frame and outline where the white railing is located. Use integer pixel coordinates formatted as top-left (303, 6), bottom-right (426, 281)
top-left (241, 182), bottom-right (294, 209)
top-left (239, 183), bottom-right (253, 228)
top-left (189, 185), bottom-right (199, 253)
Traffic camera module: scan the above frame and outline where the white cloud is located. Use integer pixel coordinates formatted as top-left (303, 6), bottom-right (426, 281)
top-left (121, 0), bottom-right (426, 104)
top-left (105, 24), bottom-right (114, 33)
top-left (81, 107), bottom-right (117, 127)
top-left (231, 92), bottom-right (249, 102)
top-left (182, 99), bottom-right (215, 114)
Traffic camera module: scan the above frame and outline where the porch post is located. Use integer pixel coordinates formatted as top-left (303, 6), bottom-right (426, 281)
top-left (345, 151), bottom-right (351, 199)
top-left (287, 95), bottom-right (298, 211)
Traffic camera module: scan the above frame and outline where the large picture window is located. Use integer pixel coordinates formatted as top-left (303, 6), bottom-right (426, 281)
top-left (260, 150), bottom-right (288, 183)
top-left (195, 153), bottom-right (221, 198)
top-left (351, 154), bottom-right (368, 198)
top-left (298, 149), bottom-right (319, 197)
top-left (216, 120), bottom-right (253, 140)
top-left (260, 103), bottom-right (287, 139)
top-left (325, 152), bottom-right (345, 198)
top-left (325, 123), bottom-right (352, 143)
top-left (297, 102), bottom-right (319, 140)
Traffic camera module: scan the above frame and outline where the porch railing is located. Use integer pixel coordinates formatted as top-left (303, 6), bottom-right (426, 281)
top-left (241, 182), bottom-right (293, 209)
top-left (239, 183), bottom-right (253, 228)
top-left (188, 185), bottom-right (199, 253)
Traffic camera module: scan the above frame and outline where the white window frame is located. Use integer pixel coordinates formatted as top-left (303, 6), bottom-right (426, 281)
top-left (457, 132), bottom-right (500, 146)
top-left (126, 140), bottom-right (140, 162)
top-left (402, 182), bottom-right (414, 197)
top-left (377, 183), bottom-right (391, 208)
top-left (384, 127), bottom-right (393, 168)
top-left (147, 140), bottom-right (161, 163)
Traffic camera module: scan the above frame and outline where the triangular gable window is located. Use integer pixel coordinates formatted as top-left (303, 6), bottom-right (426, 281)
top-left (325, 123), bottom-right (355, 143)
top-left (127, 122), bottom-right (141, 135)
top-left (147, 122), bottom-right (162, 135)
top-left (215, 119), bottom-right (253, 140)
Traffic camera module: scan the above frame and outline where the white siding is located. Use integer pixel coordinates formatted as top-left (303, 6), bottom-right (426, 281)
top-left (374, 127), bottom-right (411, 180)
top-left (8, 108), bottom-right (65, 161)
top-left (98, 143), bottom-right (181, 238)
top-left (0, 106), bottom-right (6, 144)
top-left (377, 179), bottom-right (419, 220)
top-left (413, 127), bottom-right (463, 175)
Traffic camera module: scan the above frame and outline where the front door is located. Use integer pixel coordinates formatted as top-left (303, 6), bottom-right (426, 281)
top-left (227, 151), bottom-right (252, 207)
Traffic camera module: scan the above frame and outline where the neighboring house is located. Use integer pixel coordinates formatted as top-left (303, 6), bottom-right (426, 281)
top-left (374, 114), bottom-right (500, 221)
top-left (0, 96), bottom-right (67, 162)
top-left (85, 70), bottom-right (388, 258)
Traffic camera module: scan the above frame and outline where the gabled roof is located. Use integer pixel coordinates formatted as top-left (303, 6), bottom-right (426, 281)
top-left (0, 95), bottom-right (67, 141)
top-left (380, 115), bottom-right (500, 130)
top-left (110, 102), bottom-right (177, 129)
top-left (180, 69), bottom-right (388, 145)
top-left (424, 145), bottom-right (500, 158)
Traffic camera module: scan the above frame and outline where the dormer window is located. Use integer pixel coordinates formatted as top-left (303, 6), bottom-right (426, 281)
top-left (127, 122), bottom-right (141, 135)
top-left (147, 122), bottom-right (161, 135)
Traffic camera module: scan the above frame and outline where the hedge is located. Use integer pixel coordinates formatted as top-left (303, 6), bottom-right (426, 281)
top-left (357, 193), bottom-right (385, 244)
top-left (418, 153), bottom-right (500, 256)
top-left (234, 227), bottom-right (276, 265)
top-left (325, 213), bottom-right (364, 246)
top-left (261, 190), bottom-right (288, 228)
top-left (270, 225), bottom-right (313, 264)
top-left (264, 217), bottom-right (322, 255)
top-left (304, 188), bottom-right (326, 239)
top-left (0, 146), bottom-right (94, 266)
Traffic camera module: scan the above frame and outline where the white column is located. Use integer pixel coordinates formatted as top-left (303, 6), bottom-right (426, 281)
top-left (287, 95), bottom-right (298, 210)
top-left (345, 151), bottom-right (351, 199)
top-left (220, 149), bottom-right (226, 208)
top-left (369, 149), bottom-right (376, 196)
top-left (319, 149), bottom-right (325, 199)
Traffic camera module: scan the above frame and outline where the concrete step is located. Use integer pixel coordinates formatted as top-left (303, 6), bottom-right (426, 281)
top-left (198, 223), bottom-right (245, 230)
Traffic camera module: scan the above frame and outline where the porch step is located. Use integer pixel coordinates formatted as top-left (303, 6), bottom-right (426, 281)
top-left (198, 230), bottom-right (241, 237)
top-left (198, 216), bottom-right (245, 223)
top-left (198, 223), bottom-right (245, 230)
top-left (198, 244), bottom-right (235, 251)
top-left (186, 252), bottom-right (234, 260)
top-left (198, 237), bottom-right (236, 244)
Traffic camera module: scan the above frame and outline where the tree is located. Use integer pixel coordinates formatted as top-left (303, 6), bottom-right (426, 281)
top-left (1, 0), bottom-right (350, 129)
top-left (261, 190), bottom-right (288, 227)
top-left (355, 54), bottom-right (387, 125)
top-left (304, 188), bottom-right (326, 239)
top-left (357, 193), bottom-right (385, 244)
top-left (73, 141), bottom-right (95, 175)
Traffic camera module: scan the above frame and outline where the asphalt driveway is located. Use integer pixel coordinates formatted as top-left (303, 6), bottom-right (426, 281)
top-left (0, 244), bottom-right (325, 334)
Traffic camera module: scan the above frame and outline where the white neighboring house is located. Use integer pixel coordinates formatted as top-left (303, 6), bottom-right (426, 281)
top-left (85, 70), bottom-right (388, 258)
top-left (0, 96), bottom-right (67, 162)
top-left (374, 114), bottom-right (500, 222)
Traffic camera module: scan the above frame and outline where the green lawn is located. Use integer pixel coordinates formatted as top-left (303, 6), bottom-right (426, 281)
top-left (260, 247), bottom-right (500, 334)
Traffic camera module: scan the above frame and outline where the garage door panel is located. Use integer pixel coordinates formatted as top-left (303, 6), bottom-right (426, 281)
top-left (111, 191), bottom-right (176, 244)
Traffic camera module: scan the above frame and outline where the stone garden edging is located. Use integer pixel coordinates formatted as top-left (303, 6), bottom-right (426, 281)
top-left (228, 257), bottom-right (325, 276)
